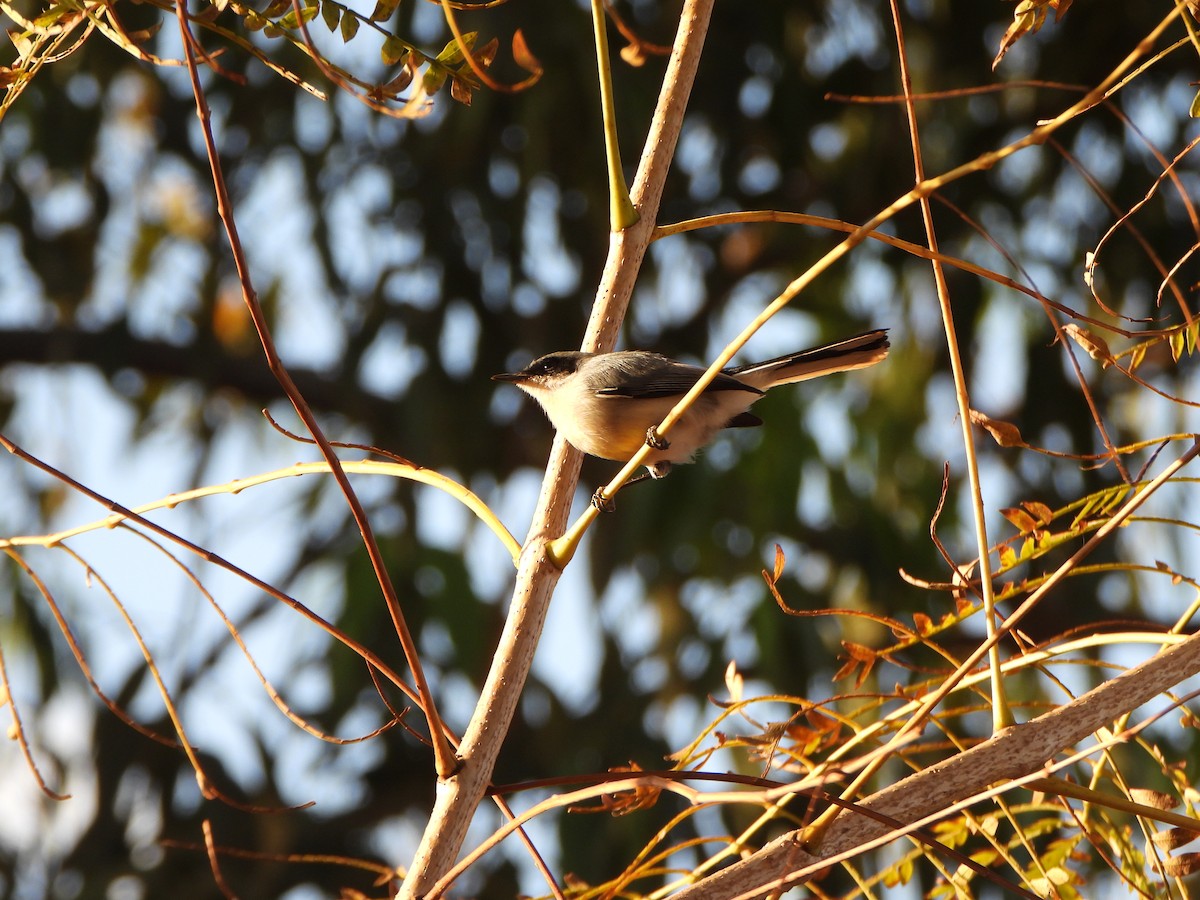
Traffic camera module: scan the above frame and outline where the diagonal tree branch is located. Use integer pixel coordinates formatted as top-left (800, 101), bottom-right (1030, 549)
top-left (399, 1), bottom-right (716, 894)
top-left (668, 437), bottom-right (1200, 899)
top-left (671, 624), bottom-right (1200, 899)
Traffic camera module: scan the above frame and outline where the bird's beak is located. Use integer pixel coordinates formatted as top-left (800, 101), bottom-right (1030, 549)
top-left (491, 372), bottom-right (526, 383)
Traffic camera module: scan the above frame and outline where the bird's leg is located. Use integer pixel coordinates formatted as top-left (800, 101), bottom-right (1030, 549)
top-left (591, 466), bottom-right (667, 513)
top-left (645, 426), bottom-right (671, 451)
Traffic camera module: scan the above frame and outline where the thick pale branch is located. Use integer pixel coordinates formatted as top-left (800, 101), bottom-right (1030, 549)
top-left (670, 629), bottom-right (1200, 899)
top-left (398, 1), bottom-right (716, 894)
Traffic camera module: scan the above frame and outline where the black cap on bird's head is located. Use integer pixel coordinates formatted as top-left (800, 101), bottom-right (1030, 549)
top-left (492, 352), bottom-right (589, 386)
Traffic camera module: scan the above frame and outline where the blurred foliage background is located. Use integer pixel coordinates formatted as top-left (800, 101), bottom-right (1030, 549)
top-left (2, 0), bottom-right (1199, 896)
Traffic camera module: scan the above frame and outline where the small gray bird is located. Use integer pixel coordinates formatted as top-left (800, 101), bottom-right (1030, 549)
top-left (493, 329), bottom-right (889, 487)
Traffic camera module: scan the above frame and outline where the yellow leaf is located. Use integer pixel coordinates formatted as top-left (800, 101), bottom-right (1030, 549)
top-left (999, 544), bottom-right (1017, 568)
top-left (1170, 328), bottom-right (1185, 362)
top-left (1128, 343), bottom-right (1147, 372)
top-left (724, 660), bottom-right (743, 702)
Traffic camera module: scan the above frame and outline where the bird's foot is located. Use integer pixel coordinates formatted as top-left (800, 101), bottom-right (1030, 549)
top-left (591, 488), bottom-right (616, 513)
top-left (645, 427), bottom-right (670, 451)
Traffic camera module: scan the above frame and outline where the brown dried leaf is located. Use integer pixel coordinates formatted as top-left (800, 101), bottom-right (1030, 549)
top-left (1129, 788), bottom-right (1178, 810)
top-left (1022, 501), bottom-right (1054, 525)
top-left (1163, 852), bottom-right (1200, 878)
top-left (771, 543), bottom-right (785, 584)
top-left (1151, 827), bottom-right (1200, 851)
top-left (836, 641), bottom-right (877, 688)
top-left (1001, 507), bottom-right (1040, 534)
top-left (511, 29), bottom-right (542, 77)
top-left (380, 66), bottom-right (413, 97)
top-left (913, 612), bottom-right (933, 635)
top-left (970, 409), bottom-right (1026, 448)
top-left (620, 41), bottom-right (647, 66)
top-left (993, 0), bottom-right (1047, 69)
top-left (473, 36), bottom-right (499, 69)
top-left (449, 76), bottom-right (472, 105)
top-left (1063, 323), bottom-right (1114, 367)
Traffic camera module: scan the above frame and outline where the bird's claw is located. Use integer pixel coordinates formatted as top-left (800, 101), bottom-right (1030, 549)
top-left (591, 488), bottom-right (616, 513)
top-left (645, 427), bottom-right (670, 451)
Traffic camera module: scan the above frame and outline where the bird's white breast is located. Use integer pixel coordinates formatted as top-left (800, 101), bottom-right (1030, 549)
top-left (522, 378), bottom-right (759, 466)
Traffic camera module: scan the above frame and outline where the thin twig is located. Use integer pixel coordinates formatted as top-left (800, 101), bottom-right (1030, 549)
top-left (891, 0), bottom-right (1009, 726)
top-left (172, 0), bottom-right (455, 776)
top-left (0, 433), bottom-right (418, 708)
top-left (203, 820), bottom-right (239, 900)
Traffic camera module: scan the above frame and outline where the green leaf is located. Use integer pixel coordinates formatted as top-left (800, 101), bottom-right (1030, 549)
top-left (436, 32), bottom-right (476, 65)
top-left (368, 0), bottom-right (399, 22)
top-left (1191, 88), bottom-right (1200, 119)
top-left (277, 3), bottom-right (317, 29)
top-left (320, 0), bottom-right (339, 31)
top-left (33, 3), bottom-right (75, 27)
top-left (381, 34), bottom-right (407, 65)
top-left (422, 67), bottom-right (447, 96)
top-left (339, 11), bottom-right (359, 41)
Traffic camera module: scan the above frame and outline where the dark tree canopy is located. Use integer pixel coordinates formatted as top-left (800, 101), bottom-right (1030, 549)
top-left (3, 1), bottom-right (1200, 897)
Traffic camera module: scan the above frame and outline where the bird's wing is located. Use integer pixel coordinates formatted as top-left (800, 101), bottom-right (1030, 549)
top-left (595, 360), bottom-right (762, 400)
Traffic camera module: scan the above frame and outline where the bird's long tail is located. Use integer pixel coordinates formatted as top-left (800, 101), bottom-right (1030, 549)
top-left (726, 329), bottom-right (890, 389)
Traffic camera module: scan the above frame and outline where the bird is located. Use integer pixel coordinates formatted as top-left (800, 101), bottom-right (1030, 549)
top-left (493, 329), bottom-right (889, 506)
